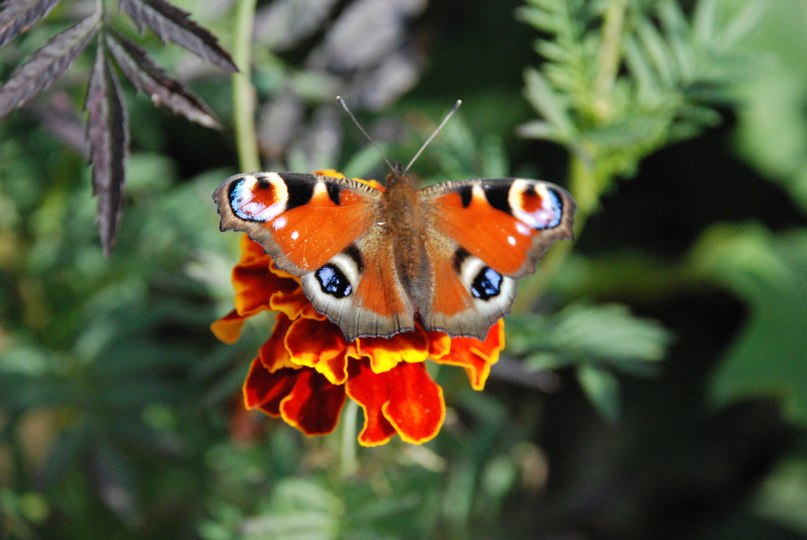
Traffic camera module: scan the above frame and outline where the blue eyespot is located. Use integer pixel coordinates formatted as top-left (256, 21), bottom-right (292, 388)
top-left (316, 264), bottom-right (352, 297)
top-left (471, 267), bottom-right (502, 300)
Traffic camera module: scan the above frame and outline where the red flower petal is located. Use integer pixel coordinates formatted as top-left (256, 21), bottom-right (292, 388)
top-left (345, 360), bottom-right (396, 446)
top-left (285, 318), bottom-right (349, 384)
top-left (243, 358), bottom-right (297, 414)
top-left (436, 320), bottom-right (505, 390)
top-left (279, 369), bottom-right (346, 436)
top-left (382, 362), bottom-right (445, 444)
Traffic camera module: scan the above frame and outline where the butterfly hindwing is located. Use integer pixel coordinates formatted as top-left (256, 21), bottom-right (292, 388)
top-left (299, 230), bottom-right (416, 341)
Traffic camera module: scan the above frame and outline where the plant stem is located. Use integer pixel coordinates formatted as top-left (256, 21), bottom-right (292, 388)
top-left (592, 0), bottom-right (627, 121)
top-left (339, 400), bottom-right (358, 478)
top-left (232, 0), bottom-right (260, 172)
top-left (514, 3), bottom-right (627, 312)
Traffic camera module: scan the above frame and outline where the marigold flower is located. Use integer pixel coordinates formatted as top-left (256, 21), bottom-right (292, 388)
top-left (212, 171), bottom-right (505, 446)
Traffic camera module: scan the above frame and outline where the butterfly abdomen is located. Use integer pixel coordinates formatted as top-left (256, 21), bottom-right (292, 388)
top-left (382, 172), bottom-right (432, 309)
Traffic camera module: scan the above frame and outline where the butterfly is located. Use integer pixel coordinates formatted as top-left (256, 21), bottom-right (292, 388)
top-left (213, 164), bottom-right (575, 342)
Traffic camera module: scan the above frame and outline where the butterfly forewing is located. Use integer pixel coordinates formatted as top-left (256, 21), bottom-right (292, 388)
top-left (214, 172), bottom-right (380, 274)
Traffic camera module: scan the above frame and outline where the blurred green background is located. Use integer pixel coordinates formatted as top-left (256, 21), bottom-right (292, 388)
top-left (2, 0), bottom-right (807, 538)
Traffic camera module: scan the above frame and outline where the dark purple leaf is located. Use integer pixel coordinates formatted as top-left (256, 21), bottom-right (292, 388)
top-left (28, 91), bottom-right (89, 154)
top-left (106, 31), bottom-right (221, 129)
top-left (0, 0), bottom-right (60, 48)
top-left (85, 39), bottom-right (129, 256)
top-left (308, 0), bottom-right (425, 72)
top-left (253, 0), bottom-right (338, 51)
top-left (0, 9), bottom-right (100, 117)
top-left (118, 0), bottom-right (237, 72)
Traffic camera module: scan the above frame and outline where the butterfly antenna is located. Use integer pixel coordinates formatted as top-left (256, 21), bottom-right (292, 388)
top-left (336, 96), bottom-right (395, 172)
top-left (404, 99), bottom-right (462, 173)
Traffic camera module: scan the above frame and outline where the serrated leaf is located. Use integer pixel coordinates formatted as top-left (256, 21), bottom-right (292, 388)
top-left (549, 303), bottom-right (672, 367)
top-left (0, 0), bottom-right (59, 48)
top-left (84, 40), bottom-right (129, 256)
top-left (105, 31), bottom-right (221, 129)
top-left (0, 9), bottom-right (99, 117)
top-left (522, 68), bottom-right (575, 141)
top-left (118, 0), bottom-right (237, 72)
top-left (508, 303), bottom-right (672, 376)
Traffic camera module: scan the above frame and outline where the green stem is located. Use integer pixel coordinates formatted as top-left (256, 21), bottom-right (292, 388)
top-left (514, 3), bottom-right (628, 311)
top-left (339, 400), bottom-right (358, 478)
top-left (231, 0), bottom-right (260, 172)
top-left (592, 0), bottom-right (628, 121)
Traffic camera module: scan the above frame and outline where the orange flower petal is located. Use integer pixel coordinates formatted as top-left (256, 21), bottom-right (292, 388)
top-left (211, 309), bottom-right (246, 344)
top-left (345, 360), bottom-right (396, 446)
top-left (269, 285), bottom-right (324, 321)
top-left (285, 318), bottom-right (349, 385)
top-left (239, 233), bottom-right (270, 263)
top-left (231, 236), bottom-right (301, 318)
top-left (243, 358), bottom-right (297, 414)
top-left (427, 330), bottom-right (453, 360)
top-left (436, 320), bottom-right (505, 390)
top-left (382, 362), bottom-right (445, 444)
top-left (279, 369), bottom-right (346, 436)
top-left (352, 327), bottom-right (431, 373)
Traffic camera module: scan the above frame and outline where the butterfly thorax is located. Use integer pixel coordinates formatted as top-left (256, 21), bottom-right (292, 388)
top-left (383, 170), bottom-right (430, 305)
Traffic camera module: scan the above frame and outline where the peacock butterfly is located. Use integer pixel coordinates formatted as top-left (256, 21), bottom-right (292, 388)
top-left (213, 102), bottom-right (576, 341)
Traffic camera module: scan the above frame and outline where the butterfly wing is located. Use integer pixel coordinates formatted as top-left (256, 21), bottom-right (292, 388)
top-left (419, 178), bottom-right (576, 338)
top-left (213, 172), bottom-right (415, 341)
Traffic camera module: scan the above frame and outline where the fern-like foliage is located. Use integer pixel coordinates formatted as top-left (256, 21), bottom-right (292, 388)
top-left (0, 0), bottom-right (236, 254)
top-left (518, 0), bottom-right (765, 185)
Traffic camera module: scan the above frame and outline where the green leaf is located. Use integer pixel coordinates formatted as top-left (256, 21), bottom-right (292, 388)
top-left (697, 226), bottom-right (807, 427)
top-left (577, 364), bottom-right (620, 423)
top-left (522, 68), bottom-right (575, 141)
top-left (521, 302), bottom-right (672, 369)
top-left (753, 457), bottom-right (807, 535)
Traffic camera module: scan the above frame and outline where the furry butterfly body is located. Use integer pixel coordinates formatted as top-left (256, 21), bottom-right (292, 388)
top-left (214, 166), bottom-right (575, 341)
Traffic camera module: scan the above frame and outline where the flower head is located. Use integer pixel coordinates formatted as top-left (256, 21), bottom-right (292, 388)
top-left (212, 171), bottom-right (505, 446)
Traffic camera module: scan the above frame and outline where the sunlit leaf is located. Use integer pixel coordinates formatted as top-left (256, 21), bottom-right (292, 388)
top-left (509, 302), bottom-right (672, 373)
top-left (118, 0), bottom-right (237, 72)
top-left (521, 67), bottom-right (575, 141)
top-left (0, 0), bottom-right (59, 48)
top-left (84, 40), bottom-right (129, 255)
top-left (0, 9), bottom-right (100, 117)
top-left (106, 31), bottom-right (221, 129)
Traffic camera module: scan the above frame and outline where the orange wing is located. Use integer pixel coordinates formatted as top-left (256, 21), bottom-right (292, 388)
top-left (214, 172), bottom-right (414, 341)
top-left (416, 178), bottom-right (575, 339)
top-left (423, 178), bottom-right (575, 278)
top-left (214, 172), bottom-right (381, 274)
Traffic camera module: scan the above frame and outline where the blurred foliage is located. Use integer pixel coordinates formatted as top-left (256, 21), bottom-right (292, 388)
top-left (1, 0), bottom-right (807, 539)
